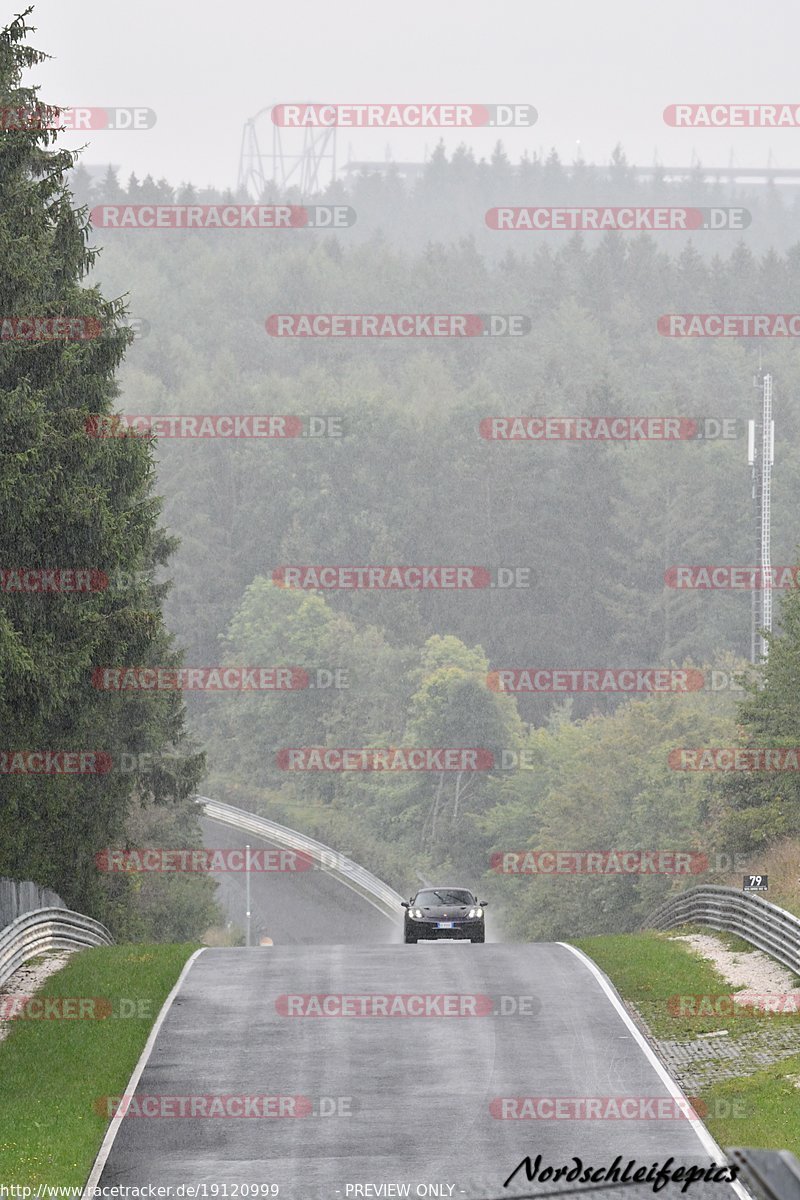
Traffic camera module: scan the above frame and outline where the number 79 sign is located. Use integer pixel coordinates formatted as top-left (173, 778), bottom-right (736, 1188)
top-left (743, 874), bottom-right (768, 892)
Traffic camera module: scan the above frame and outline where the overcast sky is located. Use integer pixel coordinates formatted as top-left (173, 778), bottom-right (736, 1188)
top-left (14, 0), bottom-right (800, 190)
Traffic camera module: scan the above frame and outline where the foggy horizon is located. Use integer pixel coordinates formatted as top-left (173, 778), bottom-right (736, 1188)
top-left (18, 0), bottom-right (800, 189)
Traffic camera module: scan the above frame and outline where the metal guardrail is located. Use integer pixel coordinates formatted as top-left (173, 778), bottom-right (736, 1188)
top-left (644, 885), bottom-right (800, 976)
top-left (0, 877), bottom-right (65, 928)
top-left (195, 796), bottom-right (404, 924)
top-left (729, 1148), bottom-right (800, 1200)
top-left (0, 907), bottom-right (114, 988)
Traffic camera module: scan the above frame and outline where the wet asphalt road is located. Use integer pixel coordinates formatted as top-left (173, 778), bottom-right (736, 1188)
top-left (96, 943), bottom-right (740, 1198)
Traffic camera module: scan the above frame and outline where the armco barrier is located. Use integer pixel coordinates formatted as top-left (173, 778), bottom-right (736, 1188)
top-left (195, 796), bottom-right (404, 924)
top-left (644, 885), bottom-right (800, 975)
top-left (0, 907), bottom-right (114, 989)
top-left (0, 877), bottom-right (65, 927)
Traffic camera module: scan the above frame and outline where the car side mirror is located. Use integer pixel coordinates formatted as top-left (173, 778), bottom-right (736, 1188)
top-left (479, 900), bottom-right (488, 907)
top-left (401, 901), bottom-right (410, 908)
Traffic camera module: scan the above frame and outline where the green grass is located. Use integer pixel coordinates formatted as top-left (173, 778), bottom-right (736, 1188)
top-left (703, 929), bottom-right (754, 955)
top-left (574, 930), bottom-right (800, 1039)
top-left (698, 1055), bottom-right (800, 1154)
top-left (574, 931), bottom-right (800, 1153)
top-left (0, 943), bottom-right (197, 1187)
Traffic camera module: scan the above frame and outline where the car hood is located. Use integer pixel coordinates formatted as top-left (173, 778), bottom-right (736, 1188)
top-left (417, 905), bottom-right (473, 917)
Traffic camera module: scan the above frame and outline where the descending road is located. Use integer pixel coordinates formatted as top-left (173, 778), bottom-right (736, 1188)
top-left (93, 943), bottom-right (744, 1198)
top-left (198, 816), bottom-right (397, 945)
top-left (198, 810), bottom-right (503, 944)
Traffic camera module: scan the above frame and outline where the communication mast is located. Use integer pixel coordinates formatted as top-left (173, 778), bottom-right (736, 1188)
top-left (748, 371), bottom-right (775, 663)
top-left (237, 107), bottom-right (337, 199)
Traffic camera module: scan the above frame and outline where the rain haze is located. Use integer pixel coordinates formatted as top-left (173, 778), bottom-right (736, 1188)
top-left (3, 1), bottom-right (800, 1197)
top-left (21, 0), bottom-right (800, 184)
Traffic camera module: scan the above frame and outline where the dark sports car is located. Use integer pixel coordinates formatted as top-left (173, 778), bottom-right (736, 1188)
top-left (401, 887), bottom-right (487, 943)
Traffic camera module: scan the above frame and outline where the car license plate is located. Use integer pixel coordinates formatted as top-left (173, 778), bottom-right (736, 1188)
top-left (437, 921), bottom-right (454, 929)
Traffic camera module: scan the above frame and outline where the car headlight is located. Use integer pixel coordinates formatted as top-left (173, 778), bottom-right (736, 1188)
top-left (410, 908), bottom-right (424, 919)
top-left (468, 907), bottom-right (483, 919)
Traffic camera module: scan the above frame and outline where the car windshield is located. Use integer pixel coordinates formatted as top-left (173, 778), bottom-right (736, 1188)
top-left (414, 889), bottom-right (474, 906)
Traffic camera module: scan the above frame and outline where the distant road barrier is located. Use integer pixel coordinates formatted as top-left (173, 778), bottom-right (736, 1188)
top-left (0, 907), bottom-right (114, 988)
top-left (0, 877), bottom-right (65, 927)
top-left (644, 884), bottom-right (800, 974)
top-left (195, 796), bottom-right (404, 924)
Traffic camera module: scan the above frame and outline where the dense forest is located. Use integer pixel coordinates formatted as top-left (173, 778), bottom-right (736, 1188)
top-left (4, 8), bottom-right (800, 939)
top-left (80, 158), bottom-right (800, 936)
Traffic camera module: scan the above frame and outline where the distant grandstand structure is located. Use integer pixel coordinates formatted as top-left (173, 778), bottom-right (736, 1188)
top-left (235, 110), bottom-right (800, 198)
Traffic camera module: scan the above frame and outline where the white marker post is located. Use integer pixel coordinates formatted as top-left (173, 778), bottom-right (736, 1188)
top-left (245, 843), bottom-right (251, 946)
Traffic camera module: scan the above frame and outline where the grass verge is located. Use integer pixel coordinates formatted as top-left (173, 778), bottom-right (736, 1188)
top-left (698, 1054), bottom-right (800, 1154)
top-left (574, 930), bottom-right (800, 1154)
top-left (574, 929), bottom-right (800, 1039)
top-left (0, 943), bottom-right (197, 1187)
